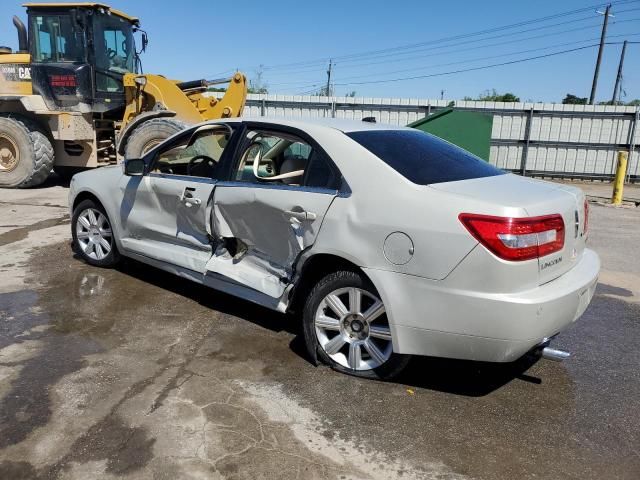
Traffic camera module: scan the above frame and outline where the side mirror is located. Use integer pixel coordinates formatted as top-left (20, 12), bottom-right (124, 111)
top-left (142, 32), bottom-right (149, 52)
top-left (124, 158), bottom-right (145, 176)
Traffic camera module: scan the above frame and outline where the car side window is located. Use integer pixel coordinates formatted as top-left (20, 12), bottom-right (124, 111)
top-left (153, 128), bottom-right (231, 179)
top-left (233, 130), bottom-right (338, 188)
top-left (305, 151), bottom-right (340, 189)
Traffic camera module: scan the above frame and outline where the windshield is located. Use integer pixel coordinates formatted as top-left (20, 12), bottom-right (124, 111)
top-left (346, 129), bottom-right (505, 185)
top-left (93, 13), bottom-right (136, 92)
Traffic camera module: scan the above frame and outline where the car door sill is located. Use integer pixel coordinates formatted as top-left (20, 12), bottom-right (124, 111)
top-left (124, 250), bottom-right (205, 285)
top-left (124, 250), bottom-right (291, 313)
top-left (204, 272), bottom-right (290, 313)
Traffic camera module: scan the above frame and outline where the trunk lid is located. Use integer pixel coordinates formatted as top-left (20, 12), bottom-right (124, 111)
top-left (430, 174), bottom-right (586, 284)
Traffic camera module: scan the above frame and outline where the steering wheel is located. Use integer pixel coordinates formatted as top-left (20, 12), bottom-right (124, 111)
top-left (107, 48), bottom-right (117, 59)
top-left (187, 155), bottom-right (216, 177)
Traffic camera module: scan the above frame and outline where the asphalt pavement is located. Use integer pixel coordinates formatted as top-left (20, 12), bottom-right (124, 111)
top-left (0, 177), bottom-right (638, 480)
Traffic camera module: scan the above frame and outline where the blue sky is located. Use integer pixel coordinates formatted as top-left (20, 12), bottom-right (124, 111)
top-left (1, 0), bottom-right (639, 102)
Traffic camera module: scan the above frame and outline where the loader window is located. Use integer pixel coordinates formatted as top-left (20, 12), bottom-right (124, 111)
top-left (93, 14), bottom-right (135, 92)
top-left (30, 15), bottom-right (84, 62)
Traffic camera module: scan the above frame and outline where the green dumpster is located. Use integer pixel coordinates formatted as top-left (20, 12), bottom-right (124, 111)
top-left (408, 108), bottom-right (493, 161)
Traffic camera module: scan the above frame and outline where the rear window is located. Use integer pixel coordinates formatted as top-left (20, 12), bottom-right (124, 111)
top-left (346, 129), bottom-right (504, 185)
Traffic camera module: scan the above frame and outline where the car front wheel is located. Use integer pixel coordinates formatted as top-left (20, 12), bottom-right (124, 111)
top-left (72, 199), bottom-right (120, 267)
top-left (303, 270), bottom-right (410, 380)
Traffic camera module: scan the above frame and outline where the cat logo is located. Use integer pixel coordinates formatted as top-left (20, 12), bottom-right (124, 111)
top-left (18, 67), bottom-right (31, 80)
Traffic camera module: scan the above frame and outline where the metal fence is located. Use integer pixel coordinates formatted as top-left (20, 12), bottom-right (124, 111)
top-left (212, 93), bottom-right (640, 182)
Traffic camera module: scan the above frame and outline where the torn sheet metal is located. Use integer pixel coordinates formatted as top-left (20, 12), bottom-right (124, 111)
top-left (206, 185), bottom-right (336, 299)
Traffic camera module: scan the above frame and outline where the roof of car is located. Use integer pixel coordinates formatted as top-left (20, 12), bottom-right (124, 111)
top-left (218, 117), bottom-right (410, 133)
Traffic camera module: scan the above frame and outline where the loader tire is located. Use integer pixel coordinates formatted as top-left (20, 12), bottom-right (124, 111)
top-left (124, 118), bottom-right (187, 159)
top-left (0, 114), bottom-right (54, 188)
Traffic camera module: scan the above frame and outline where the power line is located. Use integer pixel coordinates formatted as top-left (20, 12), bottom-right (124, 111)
top-left (329, 1), bottom-right (640, 63)
top-left (269, 36), bottom-right (640, 93)
top-left (243, 0), bottom-right (640, 73)
top-left (266, 30), bottom-right (640, 88)
top-left (328, 12), bottom-right (640, 70)
top-left (329, 42), bottom-right (636, 87)
top-left (331, 32), bottom-right (640, 83)
top-left (263, 17), bottom-right (640, 80)
top-left (259, 12), bottom-right (640, 82)
top-left (262, 18), bottom-right (606, 77)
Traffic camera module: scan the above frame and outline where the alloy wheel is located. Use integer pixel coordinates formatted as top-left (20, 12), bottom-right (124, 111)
top-left (315, 287), bottom-right (393, 371)
top-left (76, 208), bottom-right (113, 260)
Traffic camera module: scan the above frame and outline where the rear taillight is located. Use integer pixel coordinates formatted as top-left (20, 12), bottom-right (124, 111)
top-left (459, 213), bottom-right (565, 261)
top-left (583, 199), bottom-right (589, 236)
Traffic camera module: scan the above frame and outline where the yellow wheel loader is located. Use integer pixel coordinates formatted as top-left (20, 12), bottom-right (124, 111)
top-left (0, 3), bottom-right (247, 188)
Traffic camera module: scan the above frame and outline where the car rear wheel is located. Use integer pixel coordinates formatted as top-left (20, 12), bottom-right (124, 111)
top-left (72, 199), bottom-right (120, 267)
top-left (303, 270), bottom-right (410, 380)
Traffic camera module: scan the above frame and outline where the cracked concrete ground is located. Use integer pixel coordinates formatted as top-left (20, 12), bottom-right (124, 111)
top-left (0, 178), bottom-right (639, 479)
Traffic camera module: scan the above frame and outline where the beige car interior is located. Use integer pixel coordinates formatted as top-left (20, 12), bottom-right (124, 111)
top-left (236, 131), bottom-right (313, 186)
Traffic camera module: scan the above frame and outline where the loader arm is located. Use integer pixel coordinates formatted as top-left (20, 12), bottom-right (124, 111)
top-left (122, 72), bottom-right (247, 132)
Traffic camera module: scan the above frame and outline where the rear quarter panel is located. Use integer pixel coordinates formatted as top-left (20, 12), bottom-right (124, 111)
top-left (308, 128), bottom-right (528, 280)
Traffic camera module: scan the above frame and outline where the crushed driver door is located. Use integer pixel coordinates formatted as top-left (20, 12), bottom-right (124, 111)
top-left (119, 124), bottom-right (236, 273)
top-left (119, 174), bottom-right (216, 272)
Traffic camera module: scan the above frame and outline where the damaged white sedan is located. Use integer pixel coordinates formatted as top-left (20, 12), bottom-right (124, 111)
top-left (69, 118), bottom-right (600, 379)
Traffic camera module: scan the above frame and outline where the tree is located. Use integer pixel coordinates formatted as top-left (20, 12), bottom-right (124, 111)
top-left (346, 91), bottom-right (357, 98)
top-left (627, 99), bottom-right (640, 106)
top-left (463, 89), bottom-right (520, 102)
top-left (562, 94), bottom-right (588, 105)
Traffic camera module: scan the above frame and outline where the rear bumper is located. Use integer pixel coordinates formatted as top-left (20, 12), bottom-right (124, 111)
top-left (364, 248), bottom-right (600, 362)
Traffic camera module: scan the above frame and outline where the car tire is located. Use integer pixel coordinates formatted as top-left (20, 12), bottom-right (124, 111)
top-left (302, 270), bottom-right (410, 380)
top-left (0, 114), bottom-right (54, 188)
top-left (71, 199), bottom-right (121, 267)
top-left (124, 118), bottom-right (187, 159)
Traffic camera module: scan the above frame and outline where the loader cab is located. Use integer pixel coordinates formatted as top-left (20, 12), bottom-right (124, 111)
top-left (25, 3), bottom-right (140, 116)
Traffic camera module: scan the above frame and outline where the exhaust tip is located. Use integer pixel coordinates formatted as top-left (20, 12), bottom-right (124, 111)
top-left (541, 346), bottom-right (571, 362)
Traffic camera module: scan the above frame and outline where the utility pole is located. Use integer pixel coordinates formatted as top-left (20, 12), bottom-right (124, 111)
top-left (611, 40), bottom-right (627, 104)
top-left (589, 4), bottom-right (612, 104)
top-left (325, 59), bottom-right (333, 97)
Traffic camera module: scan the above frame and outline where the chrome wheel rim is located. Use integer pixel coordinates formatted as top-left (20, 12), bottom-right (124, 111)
top-left (315, 287), bottom-right (393, 371)
top-left (0, 133), bottom-right (19, 172)
top-left (76, 208), bottom-right (113, 260)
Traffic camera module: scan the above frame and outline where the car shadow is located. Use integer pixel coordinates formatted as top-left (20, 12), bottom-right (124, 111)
top-left (28, 172), bottom-right (71, 188)
top-left (395, 353), bottom-right (542, 397)
top-left (100, 256), bottom-right (541, 397)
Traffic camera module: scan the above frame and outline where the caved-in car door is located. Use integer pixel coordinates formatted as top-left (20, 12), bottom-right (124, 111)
top-left (119, 124), bottom-right (236, 273)
top-left (205, 126), bottom-right (341, 304)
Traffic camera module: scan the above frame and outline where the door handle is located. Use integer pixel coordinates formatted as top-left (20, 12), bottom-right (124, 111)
top-left (180, 187), bottom-right (201, 207)
top-left (285, 210), bottom-right (317, 221)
